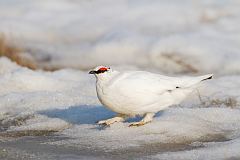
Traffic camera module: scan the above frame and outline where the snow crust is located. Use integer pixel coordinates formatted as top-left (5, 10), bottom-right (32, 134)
top-left (153, 138), bottom-right (240, 160)
top-left (1, 0), bottom-right (240, 74)
top-left (0, 58), bottom-right (240, 159)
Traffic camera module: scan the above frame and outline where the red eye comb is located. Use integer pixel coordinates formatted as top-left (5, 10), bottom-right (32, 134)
top-left (98, 67), bottom-right (109, 71)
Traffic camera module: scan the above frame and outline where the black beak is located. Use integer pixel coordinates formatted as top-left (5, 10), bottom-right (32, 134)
top-left (89, 70), bottom-right (96, 74)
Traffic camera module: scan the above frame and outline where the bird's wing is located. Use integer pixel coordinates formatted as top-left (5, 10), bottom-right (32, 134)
top-left (109, 71), bottom-right (212, 95)
top-left (108, 71), bottom-right (177, 96)
top-left (105, 71), bottom-right (212, 112)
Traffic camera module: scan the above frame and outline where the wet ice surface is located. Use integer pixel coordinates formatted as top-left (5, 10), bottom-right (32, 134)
top-left (0, 136), bottom-right (110, 160)
top-left (0, 58), bottom-right (240, 159)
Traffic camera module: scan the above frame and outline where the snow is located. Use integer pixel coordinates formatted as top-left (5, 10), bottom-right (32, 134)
top-left (0, 58), bottom-right (240, 159)
top-left (0, 57), bottom-right (98, 132)
top-left (1, 0), bottom-right (240, 74)
top-left (11, 115), bottom-right (70, 132)
top-left (1, 0), bottom-right (240, 159)
top-left (153, 137), bottom-right (240, 160)
top-left (52, 108), bottom-right (240, 151)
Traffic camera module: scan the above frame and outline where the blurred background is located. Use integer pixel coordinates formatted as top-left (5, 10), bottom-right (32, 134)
top-left (1, 0), bottom-right (240, 74)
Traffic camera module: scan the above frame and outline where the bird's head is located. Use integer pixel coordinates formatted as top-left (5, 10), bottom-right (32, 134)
top-left (89, 66), bottom-right (112, 77)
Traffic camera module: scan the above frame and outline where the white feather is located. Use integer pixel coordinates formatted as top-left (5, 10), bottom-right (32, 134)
top-left (91, 67), bottom-right (213, 116)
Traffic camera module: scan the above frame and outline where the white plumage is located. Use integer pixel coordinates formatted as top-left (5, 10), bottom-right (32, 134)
top-left (89, 66), bottom-right (213, 126)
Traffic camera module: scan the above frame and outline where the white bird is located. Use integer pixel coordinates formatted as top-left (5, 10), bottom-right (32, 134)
top-left (89, 66), bottom-right (213, 127)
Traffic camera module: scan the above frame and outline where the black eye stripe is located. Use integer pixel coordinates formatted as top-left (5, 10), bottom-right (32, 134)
top-left (95, 69), bottom-right (108, 74)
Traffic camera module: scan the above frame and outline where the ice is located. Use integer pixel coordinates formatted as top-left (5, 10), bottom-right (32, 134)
top-left (1, 0), bottom-right (240, 74)
top-left (10, 115), bottom-right (70, 132)
top-left (53, 108), bottom-right (240, 151)
top-left (152, 137), bottom-right (240, 160)
top-left (0, 57), bottom-right (240, 159)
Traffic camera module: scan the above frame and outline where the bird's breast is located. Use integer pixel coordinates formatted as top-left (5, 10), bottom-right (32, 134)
top-left (96, 83), bottom-right (133, 114)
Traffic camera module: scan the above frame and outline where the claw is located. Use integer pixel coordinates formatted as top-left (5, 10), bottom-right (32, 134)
top-left (97, 120), bottom-right (107, 125)
top-left (96, 116), bottom-right (125, 126)
top-left (129, 121), bottom-right (146, 127)
top-left (96, 121), bottom-right (109, 126)
top-left (97, 120), bottom-right (115, 126)
top-left (129, 113), bottom-right (154, 127)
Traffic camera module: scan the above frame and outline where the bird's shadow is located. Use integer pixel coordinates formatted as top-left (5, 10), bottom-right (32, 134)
top-left (38, 105), bottom-right (114, 125)
top-left (38, 105), bottom-right (165, 126)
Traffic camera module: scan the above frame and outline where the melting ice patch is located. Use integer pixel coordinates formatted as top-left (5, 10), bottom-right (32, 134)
top-left (52, 108), bottom-right (240, 149)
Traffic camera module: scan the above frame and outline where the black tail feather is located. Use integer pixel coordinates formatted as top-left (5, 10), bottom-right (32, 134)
top-left (201, 75), bottom-right (213, 81)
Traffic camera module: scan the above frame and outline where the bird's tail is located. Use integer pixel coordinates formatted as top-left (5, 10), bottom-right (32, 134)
top-left (199, 74), bottom-right (213, 82)
top-left (181, 74), bottom-right (213, 88)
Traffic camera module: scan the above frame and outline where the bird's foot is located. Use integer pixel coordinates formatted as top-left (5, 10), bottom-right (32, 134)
top-left (129, 121), bottom-right (149, 127)
top-left (97, 116), bottom-right (124, 126)
top-left (129, 113), bottom-right (154, 127)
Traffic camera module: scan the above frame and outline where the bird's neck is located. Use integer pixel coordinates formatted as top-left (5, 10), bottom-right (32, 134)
top-left (96, 70), bottom-right (119, 84)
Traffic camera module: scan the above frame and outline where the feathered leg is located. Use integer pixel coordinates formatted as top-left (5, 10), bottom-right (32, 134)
top-left (97, 114), bottom-right (128, 126)
top-left (129, 113), bottom-right (155, 127)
